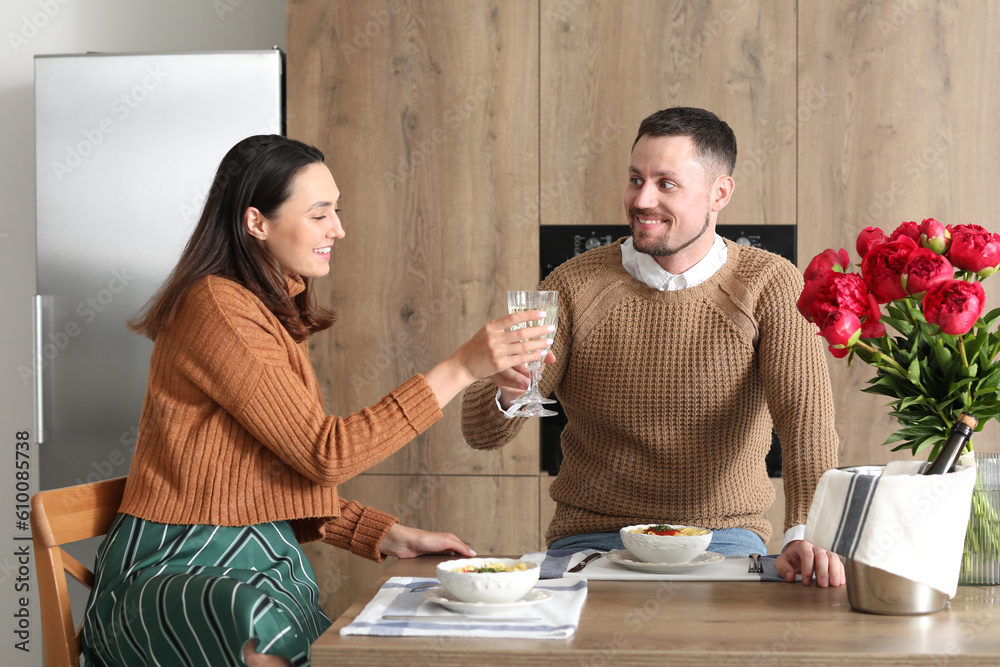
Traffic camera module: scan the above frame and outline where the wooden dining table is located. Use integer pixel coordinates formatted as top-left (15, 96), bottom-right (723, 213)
top-left (311, 555), bottom-right (1000, 666)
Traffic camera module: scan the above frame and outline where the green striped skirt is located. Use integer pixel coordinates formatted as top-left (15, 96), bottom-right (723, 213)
top-left (81, 513), bottom-right (331, 666)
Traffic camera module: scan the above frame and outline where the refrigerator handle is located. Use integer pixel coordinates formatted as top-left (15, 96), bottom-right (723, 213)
top-left (33, 294), bottom-right (44, 444)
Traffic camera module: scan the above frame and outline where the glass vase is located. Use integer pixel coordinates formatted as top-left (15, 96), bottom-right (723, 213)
top-left (958, 452), bottom-right (1000, 586)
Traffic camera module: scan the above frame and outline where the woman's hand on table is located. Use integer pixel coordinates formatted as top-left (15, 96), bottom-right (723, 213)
top-left (378, 523), bottom-right (476, 559)
top-left (775, 539), bottom-right (845, 587)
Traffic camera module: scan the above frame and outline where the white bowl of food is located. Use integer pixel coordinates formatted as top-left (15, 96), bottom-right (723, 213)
top-left (620, 524), bottom-right (713, 564)
top-left (436, 558), bottom-right (540, 604)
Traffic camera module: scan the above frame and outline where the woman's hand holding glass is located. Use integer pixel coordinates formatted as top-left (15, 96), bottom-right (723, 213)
top-left (423, 310), bottom-right (555, 409)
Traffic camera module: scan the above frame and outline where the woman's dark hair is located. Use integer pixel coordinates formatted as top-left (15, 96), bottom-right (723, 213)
top-left (632, 107), bottom-right (738, 178)
top-left (129, 134), bottom-right (335, 342)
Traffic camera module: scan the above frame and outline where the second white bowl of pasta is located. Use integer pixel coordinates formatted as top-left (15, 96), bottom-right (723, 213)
top-left (620, 524), bottom-right (713, 564)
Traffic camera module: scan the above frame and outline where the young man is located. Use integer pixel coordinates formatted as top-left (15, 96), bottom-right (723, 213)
top-left (462, 107), bottom-right (844, 587)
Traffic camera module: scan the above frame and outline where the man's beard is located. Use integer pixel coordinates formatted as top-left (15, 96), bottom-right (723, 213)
top-left (629, 208), bottom-right (711, 257)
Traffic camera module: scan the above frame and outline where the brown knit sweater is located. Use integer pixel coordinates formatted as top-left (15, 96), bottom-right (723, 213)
top-left (119, 274), bottom-right (443, 561)
top-left (462, 239), bottom-right (839, 546)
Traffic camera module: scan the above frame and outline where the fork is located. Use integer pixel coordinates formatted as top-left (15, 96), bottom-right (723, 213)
top-left (409, 582), bottom-right (439, 592)
top-left (748, 553), bottom-right (763, 574)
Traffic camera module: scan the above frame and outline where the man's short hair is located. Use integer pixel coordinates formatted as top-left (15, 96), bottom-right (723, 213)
top-left (632, 107), bottom-right (738, 178)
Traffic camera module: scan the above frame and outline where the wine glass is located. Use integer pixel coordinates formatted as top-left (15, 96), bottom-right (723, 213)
top-left (506, 290), bottom-right (558, 418)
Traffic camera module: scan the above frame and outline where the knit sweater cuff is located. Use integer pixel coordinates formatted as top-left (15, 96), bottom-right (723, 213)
top-left (393, 374), bottom-right (443, 435)
top-left (322, 501), bottom-right (399, 562)
top-left (461, 378), bottom-right (524, 449)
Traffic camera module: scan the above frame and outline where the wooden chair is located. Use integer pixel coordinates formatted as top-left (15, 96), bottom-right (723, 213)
top-left (30, 477), bottom-right (126, 667)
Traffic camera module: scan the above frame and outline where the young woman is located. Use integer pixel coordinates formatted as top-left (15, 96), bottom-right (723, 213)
top-left (80, 135), bottom-right (553, 666)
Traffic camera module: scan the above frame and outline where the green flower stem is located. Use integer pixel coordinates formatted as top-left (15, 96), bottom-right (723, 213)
top-left (903, 297), bottom-right (924, 324)
top-left (853, 340), bottom-right (911, 378)
top-left (958, 336), bottom-right (973, 408)
top-left (853, 338), bottom-right (955, 429)
top-left (989, 336), bottom-right (1000, 361)
top-left (853, 339), bottom-right (933, 398)
top-left (963, 488), bottom-right (1000, 579)
top-left (958, 336), bottom-right (969, 367)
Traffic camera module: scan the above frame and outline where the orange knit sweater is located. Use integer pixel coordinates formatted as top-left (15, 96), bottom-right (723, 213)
top-left (119, 274), bottom-right (443, 561)
top-left (463, 239), bottom-right (839, 546)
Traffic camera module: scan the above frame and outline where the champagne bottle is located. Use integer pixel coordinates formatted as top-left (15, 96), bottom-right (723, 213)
top-left (923, 412), bottom-right (978, 475)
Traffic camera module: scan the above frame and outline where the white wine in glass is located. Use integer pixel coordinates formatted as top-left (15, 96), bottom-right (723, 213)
top-left (507, 290), bottom-right (558, 418)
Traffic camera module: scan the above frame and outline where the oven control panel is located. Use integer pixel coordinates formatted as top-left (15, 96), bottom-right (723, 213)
top-left (540, 224), bottom-right (796, 279)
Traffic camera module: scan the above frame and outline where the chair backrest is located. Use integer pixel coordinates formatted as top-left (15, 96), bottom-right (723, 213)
top-left (30, 476), bottom-right (127, 667)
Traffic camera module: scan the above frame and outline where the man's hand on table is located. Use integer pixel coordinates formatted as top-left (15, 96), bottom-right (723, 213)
top-left (775, 539), bottom-right (844, 587)
top-left (379, 523), bottom-right (476, 559)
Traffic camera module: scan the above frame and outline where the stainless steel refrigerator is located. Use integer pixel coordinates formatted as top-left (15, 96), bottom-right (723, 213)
top-left (34, 50), bottom-right (284, 491)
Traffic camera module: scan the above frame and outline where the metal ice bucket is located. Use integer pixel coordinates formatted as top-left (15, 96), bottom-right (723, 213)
top-left (845, 558), bottom-right (948, 615)
top-left (838, 465), bottom-right (948, 615)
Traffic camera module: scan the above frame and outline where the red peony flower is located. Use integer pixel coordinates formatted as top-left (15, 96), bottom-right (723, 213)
top-left (819, 309), bottom-right (861, 357)
top-left (804, 248), bottom-right (850, 282)
top-left (861, 317), bottom-right (886, 339)
top-left (948, 224), bottom-right (1000, 276)
top-left (796, 278), bottom-right (824, 322)
top-left (820, 310), bottom-right (861, 345)
top-left (860, 293), bottom-right (886, 339)
top-left (856, 226), bottom-right (889, 258)
top-left (919, 217), bottom-right (950, 255)
top-left (889, 221), bottom-right (921, 245)
top-left (861, 240), bottom-right (918, 303)
top-left (922, 279), bottom-right (986, 335)
top-left (901, 247), bottom-right (954, 296)
top-left (801, 272), bottom-right (869, 324)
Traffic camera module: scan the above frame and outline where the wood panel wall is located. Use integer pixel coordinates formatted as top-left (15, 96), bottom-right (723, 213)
top-left (540, 0), bottom-right (796, 226)
top-left (288, 0), bottom-right (1000, 621)
top-left (288, 0), bottom-right (540, 477)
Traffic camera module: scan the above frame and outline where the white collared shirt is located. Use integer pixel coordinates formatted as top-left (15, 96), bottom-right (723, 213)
top-left (620, 233), bottom-right (728, 290)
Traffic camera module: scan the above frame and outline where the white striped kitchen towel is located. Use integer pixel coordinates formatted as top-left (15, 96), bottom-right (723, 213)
top-left (804, 460), bottom-right (976, 597)
top-left (340, 576), bottom-right (587, 639)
